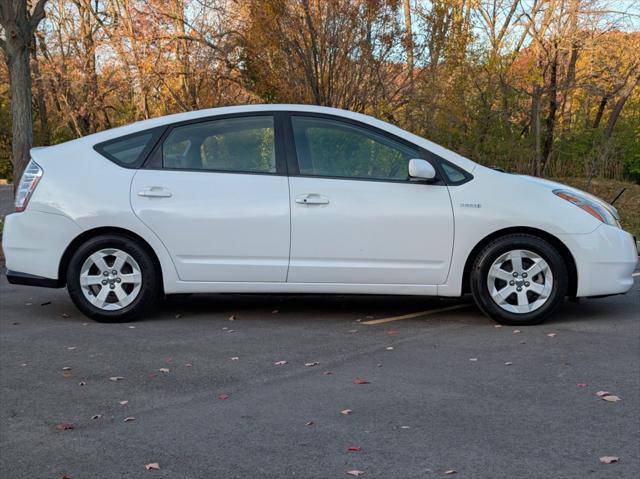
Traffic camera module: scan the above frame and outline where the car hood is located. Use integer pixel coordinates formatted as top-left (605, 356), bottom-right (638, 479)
top-left (517, 174), bottom-right (620, 221)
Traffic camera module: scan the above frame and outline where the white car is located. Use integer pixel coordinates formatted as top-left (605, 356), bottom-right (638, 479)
top-left (4, 105), bottom-right (638, 325)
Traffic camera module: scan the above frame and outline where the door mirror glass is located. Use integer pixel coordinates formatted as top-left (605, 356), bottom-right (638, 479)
top-left (408, 159), bottom-right (436, 180)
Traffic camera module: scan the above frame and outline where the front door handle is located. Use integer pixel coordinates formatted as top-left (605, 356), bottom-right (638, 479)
top-left (295, 194), bottom-right (330, 205)
top-left (138, 187), bottom-right (172, 198)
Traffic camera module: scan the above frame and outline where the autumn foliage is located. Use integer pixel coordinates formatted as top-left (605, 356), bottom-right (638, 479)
top-left (0, 0), bottom-right (638, 182)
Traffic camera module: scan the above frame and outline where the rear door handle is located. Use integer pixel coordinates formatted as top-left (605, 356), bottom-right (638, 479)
top-left (295, 194), bottom-right (329, 205)
top-left (138, 187), bottom-right (172, 198)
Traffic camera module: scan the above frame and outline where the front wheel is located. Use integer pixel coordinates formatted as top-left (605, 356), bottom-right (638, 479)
top-left (66, 235), bottom-right (160, 322)
top-left (470, 234), bottom-right (568, 325)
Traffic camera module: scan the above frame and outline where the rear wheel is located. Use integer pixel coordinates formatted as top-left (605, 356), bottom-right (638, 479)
top-left (470, 234), bottom-right (568, 325)
top-left (66, 235), bottom-right (160, 322)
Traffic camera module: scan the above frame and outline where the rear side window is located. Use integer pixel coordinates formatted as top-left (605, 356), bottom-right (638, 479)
top-left (162, 116), bottom-right (276, 173)
top-left (94, 128), bottom-right (162, 168)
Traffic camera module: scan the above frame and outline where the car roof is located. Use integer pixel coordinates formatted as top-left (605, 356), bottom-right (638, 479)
top-left (40, 104), bottom-right (478, 172)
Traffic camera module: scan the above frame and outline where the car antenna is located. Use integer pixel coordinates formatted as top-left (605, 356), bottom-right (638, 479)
top-left (610, 188), bottom-right (626, 206)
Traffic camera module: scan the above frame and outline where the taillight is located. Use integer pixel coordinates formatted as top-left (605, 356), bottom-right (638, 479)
top-left (15, 160), bottom-right (43, 212)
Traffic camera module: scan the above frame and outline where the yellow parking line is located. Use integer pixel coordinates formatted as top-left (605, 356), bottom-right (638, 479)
top-left (361, 303), bottom-right (472, 325)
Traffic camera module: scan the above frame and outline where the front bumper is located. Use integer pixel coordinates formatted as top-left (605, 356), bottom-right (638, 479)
top-left (561, 224), bottom-right (638, 297)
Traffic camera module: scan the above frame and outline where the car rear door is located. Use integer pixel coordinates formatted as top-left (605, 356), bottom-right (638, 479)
top-left (130, 113), bottom-right (291, 282)
top-left (285, 114), bottom-right (454, 285)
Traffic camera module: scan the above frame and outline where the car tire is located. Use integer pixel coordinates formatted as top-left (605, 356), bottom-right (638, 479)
top-left (66, 234), bottom-right (160, 322)
top-left (470, 234), bottom-right (568, 326)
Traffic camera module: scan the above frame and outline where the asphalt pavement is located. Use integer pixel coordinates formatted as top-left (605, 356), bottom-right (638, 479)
top-left (0, 273), bottom-right (639, 478)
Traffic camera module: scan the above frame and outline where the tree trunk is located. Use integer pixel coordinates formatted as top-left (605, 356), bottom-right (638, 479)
top-left (5, 38), bottom-right (34, 187)
top-left (0, 0), bottom-right (49, 187)
top-left (541, 46), bottom-right (559, 175)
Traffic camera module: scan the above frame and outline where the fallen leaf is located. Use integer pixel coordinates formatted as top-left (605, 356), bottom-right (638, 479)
top-left (149, 373), bottom-right (157, 379)
top-left (346, 471), bottom-right (365, 477)
top-left (504, 362), bottom-right (513, 366)
top-left (78, 381), bottom-right (86, 386)
top-left (128, 325), bottom-right (136, 329)
top-left (55, 423), bottom-right (75, 430)
top-left (218, 394), bottom-right (230, 400)
top-left (469, 358), bottom-right (478, 362)
top-left (62, 367), bottom-right (72, 371)
top-left (174, 314), bottom-right (182, 319)
top-left (230, 357), bottom-right (239, 361)
top-left (577, 383), bottom-right (588, 388)
top-left (109, 376), bottom-right (124, 381)
top-left (91, 414), bottom-right (102, 420)
top-left (305, 421), bottom-right (314, 426)
top-left (348, 329), bottom-right (358, 334)
top-left (340, 409), bottom-right (352, 415)
top-left (145, 463), bottom-right (160, 471)
top-left (158, 368), bottom-right (170, 373)
top-left (123, 416), bottom-right (136, 422)
top-left (513, 329), bottom-right (521, 334)
top-left (323, 371), bottom-right (333, 375)
top-left (227, 329), bottom-right (236, 333)
top-left (119, 400), bottom-right (129, 405)
top-left (385, 346), bottom-right (394, 351)
top-left (445, 470), bottom-right (457, 475)
top-left (547, 332), bottom-right (557, 338)
top-left (62, 475), bottom-right (71, 479)
top-left (494, 325), bottom-right (502, 328)
top-left (274, 360), bottom-right (288, 366)
top-left (353, 378), bottom-right (370, 385)
top-left (602, 395), bottom-right (621, 402)
top-left (272, 309), bottom-right (279, 314)
top-left (400, 425), bottom-right (410, 429)
top-left (67, 347), bottom-right (77, 350)
top-left (305, 362), bottom-right (320, 367)
top-left (386, 329), bottom-right (399, 335)
top-left (61, 313), bottom-right (71, 318)
top-left (599, 456), bottom-right (619, 464)
top-left (228, 315), bottom-right (237, 321)
top-left (347, 446), bottom-right (361, 452)
top-left (165, 357), bottom-right (173, 364)
top-left (596, 391), bottom-right (621, 402)
top-left (185, 363), bottom-right (193, 367)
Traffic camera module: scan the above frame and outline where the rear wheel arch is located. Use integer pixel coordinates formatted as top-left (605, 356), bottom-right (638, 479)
top-left (461, 227), bottom-right (578, 298)
top-left (58, 227), bottom-right (164, 292)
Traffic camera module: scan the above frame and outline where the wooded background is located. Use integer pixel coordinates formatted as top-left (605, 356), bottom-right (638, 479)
top-left (1, 0), bottom-right (638, 185)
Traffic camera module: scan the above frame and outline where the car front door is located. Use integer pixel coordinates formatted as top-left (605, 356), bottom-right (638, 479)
top-left (286, 114), bottom-right (454, 285)
top-left (130, 114), bottom-right (291, 282)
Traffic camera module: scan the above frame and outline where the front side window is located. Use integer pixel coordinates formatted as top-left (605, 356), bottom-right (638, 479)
top-left (162, 116), bottom-right (276, 173)
top-left (291, 116), bottom-right (420, 181)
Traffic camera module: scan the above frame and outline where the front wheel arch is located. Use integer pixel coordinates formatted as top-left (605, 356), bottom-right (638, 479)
top-left (58, 227), bottom-right (164, 293)
top-left (461, 227), bottom-right (577, 299)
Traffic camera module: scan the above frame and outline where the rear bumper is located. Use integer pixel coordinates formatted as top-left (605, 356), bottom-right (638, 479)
top-left (3, 210), bottom-right (81, 282)
top-left (561, 225), bottom-right (638, 297)
top-left (6, 269), bottom-right (62, 288)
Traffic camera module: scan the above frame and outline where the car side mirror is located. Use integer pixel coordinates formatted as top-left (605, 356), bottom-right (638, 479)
top-left (408, 159), bottom-right (436, 181)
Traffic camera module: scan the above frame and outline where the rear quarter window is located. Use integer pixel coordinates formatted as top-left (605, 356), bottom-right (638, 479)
top-left (94, 127), bottom-right (163, 168)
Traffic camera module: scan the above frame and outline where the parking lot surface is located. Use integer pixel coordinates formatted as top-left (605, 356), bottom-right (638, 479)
top-left (0, 273), bottom-right (638, 478)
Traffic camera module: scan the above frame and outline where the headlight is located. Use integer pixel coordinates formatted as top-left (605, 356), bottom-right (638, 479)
top-left (553, 189), bottom-right (620, 228)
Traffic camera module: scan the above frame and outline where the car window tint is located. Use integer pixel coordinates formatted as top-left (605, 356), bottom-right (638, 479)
top-left (99, 131), bottom-right (155, 166)
top-left (441, 162), bottom-right (467, 183)
top-left (162, 116), bottom-right (276, 173)
top-left (291, 116), bottom-right (419, 181)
